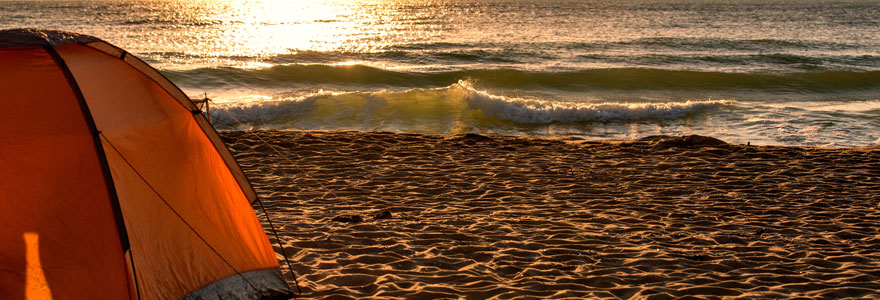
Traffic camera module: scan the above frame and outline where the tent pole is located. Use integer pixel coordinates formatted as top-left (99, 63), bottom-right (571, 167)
top-left (190, 94), bottom-right (212, 125)
top-left (204, 92), bottom-right (211, 125)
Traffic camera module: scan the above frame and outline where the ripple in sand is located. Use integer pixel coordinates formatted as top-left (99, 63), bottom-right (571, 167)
top-left (225, 131), bottom-right (880, 299)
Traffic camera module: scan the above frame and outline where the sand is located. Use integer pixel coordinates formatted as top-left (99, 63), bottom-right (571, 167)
top-left (219, 130), bottom-right (880, 300)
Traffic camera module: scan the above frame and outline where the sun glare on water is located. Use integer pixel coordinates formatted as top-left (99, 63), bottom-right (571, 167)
top-left (157, 0), bottom-right (405, 68)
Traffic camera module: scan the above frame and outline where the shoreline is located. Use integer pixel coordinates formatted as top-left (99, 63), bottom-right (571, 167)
top-left (221, 130), bottom-right (880, 299)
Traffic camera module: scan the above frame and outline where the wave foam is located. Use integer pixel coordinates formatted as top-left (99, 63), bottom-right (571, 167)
top-left (209, 93), bottom-right (325, 128)
top-left (460, 83), bottom-right (731, 123)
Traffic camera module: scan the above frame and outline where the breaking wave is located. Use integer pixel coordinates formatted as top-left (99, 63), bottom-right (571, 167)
top-left (208, 82), bottom-right (732, 134)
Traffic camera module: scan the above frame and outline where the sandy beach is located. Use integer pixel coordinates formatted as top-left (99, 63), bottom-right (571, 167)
top-left (220, 130), bottom-right (880, 299)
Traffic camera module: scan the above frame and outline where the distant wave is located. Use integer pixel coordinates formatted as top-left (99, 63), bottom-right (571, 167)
top-left (121, 19), bottom-right (227, 26)
top-left (387, 38), bottom-right (862, 52)
top-left (151, 47), bottom-right (880, 72)
top-left (165, 65), bottom-right (880, 93)
top-left (611, 37), bottom-right (861, 52)
top-left (141, 35), bottom-right (879, 72)
top-left (207, 83), bottom-right (732, 132)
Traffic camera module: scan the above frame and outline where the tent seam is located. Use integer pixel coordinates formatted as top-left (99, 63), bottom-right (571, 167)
top-left (99, 133), bottom-right (262, 296)
top-left (82, 41), bottom-right (260, 204)
top-left (43, 44), bottom-right (141, 300)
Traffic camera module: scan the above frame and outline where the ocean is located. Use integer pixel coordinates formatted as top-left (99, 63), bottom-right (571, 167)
top-left (3, 0), bottom-right (879, 146)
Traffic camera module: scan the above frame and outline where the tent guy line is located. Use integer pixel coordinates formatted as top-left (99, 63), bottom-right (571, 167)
top-left (204, 98), bottom-right (326, 295)
top-left (209, 98), bottom-right (343, 201)
top-left (254, 191), bottom-right (304, 295)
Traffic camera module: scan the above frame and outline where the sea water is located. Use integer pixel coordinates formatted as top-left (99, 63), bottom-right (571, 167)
top-left (3, 0), bottom-right (878, 146)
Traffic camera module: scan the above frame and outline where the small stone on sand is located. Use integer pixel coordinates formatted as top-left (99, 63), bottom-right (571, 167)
top-left (331, 215), bottom-right (364, 223)
top-left (373, 210), bottom-right (393, 220)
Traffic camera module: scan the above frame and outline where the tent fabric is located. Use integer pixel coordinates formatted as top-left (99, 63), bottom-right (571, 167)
top-left (0, 28), bottom-right (100, 47)
top-left (0, 44), bottom-right (132, 300)
top-left (0, 29), bottom-right (293, 300)
top-left (81, 40), bottom-right (259, 203)
top-left (183, 269), bottom-right (291, 300)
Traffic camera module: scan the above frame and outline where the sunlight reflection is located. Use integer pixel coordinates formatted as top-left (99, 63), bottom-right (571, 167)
top-left (198, 0), bottom-right (391, 60)
top-left (124, 0), bottom-right (433, 70)
top-left (331, 60), bottom-right (364, 66)
top-left (24, 233), bottom-right (52, 300)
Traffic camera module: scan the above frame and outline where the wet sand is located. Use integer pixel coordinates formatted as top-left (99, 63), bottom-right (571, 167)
top-left (220, 130), bottom-right (880, 299)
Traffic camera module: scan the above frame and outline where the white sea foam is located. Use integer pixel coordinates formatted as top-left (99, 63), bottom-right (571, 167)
top-left (459, 82), bottom-right (732, 123)
top-left (209, 93), bottom-right (326, 128)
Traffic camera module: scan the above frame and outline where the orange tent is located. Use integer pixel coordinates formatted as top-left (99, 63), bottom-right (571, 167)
top-left (0, 29), bottom-right (293, 300)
